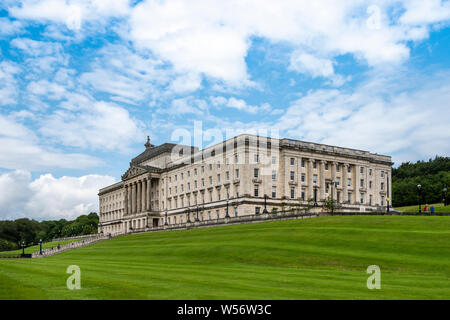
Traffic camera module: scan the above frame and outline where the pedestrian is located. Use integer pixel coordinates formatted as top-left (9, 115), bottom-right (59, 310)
top-left (430, 205), bottom-right (435, 214)
top-left (424, 204), bottom-right (428, 212)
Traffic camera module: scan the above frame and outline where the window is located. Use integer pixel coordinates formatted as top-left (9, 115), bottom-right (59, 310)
top-left (290, 157), bottom-right (295, 165)
top-left (175, 175), bottom-right (177, 181)
top-left (360, 167), bottom-right (364, 174)
top-left (181, 184), bottom-right (184, 192)
top-left (201, 178), bottom-right (205, 187)
top-left (209, 176), bottom-right (212, 185)
top-left (235, 154), bottom-right (239, 163)
top-left (254, 168), bottom-right (259, 178)
top-left (337, 192), bottom-right (340, 203)
top-left (325, 163), bottom-right (329, 170)
top-left (208, 211), bottom-right (211, 220)
top-left (360, 194), bottom-right (364, 204)
top-left (226, 171), bottom-right (230, 180)
top-left (254, 154), bottom-right (259, 163)
top-left (347, 178), bottom-right (351, 187)
top-left (381, 182), bottom-right (384, 190)
top-left (255, 207), bottom-right (261, 214)
top-left (381, 196), bottom-right (385, 206)
top-left (272, 156), bottom-right (277, 164)
top-left (216, 210), bottom-right (220, 219)
top-left (336, 177), bottom-right (341, 186)
top-left (369, 195), bottom-right (373, 205)
top-left (194, 180), bottom-right (197, 189)
top-left (236, 186), bottom-right (240, 198)
top-left (336, 165), bottom-right (340, 172)
top-left (272, 186), bottom-right (277, 198)
top-left (272, 170), bottom-right (277, 181)
top-left (235, 169), bottom-right (239, 178)
top-left (290, 171), bottom-right (295, 181)
top-left (194, 168), bottom-right (197, 175)
top-left (290, 187), bottom-right (295, 199)
top-left (209, 164), bottom-right (212, 171)
top-left (360, 179), bottom-right (364, 188)
top-left (234, 207), bottom-right (238, 217)
top-left (381, 171), bottom-right (384, 178)
top-left (217, 162), bottom-right (221, 168)
top-left (217, 174), bottom-right (221, 183)
top-left (254, 186), bottom-right (259, 197)
top-left (313, 174), bottom-right (318, 184)
top-left (181, 172), bottom-right (184, 180)
top-left (187, 171), bottom-right (190, 177)
top-left (326, 183), bottom-right (330, 193)
top-left (301, 173), bottom-right (305, 182)
top-left (301, 159), bottom-right (305, 167)
top-left (348, 166), bottom-right (351, 173)
top-left (180, 216), bottom-right (183, 224)
top-left (313, 161), bottom-right (317, 169)
top-left (301, 191), bottom-right (305, 201)
top-left (201, 166), bottom-right (204, 174)
top-left (369, 169), bottom-right (372, 176)
top-left (187, 183), bottom-right (190, 191)
top-left (369, 181), bottom-right (372, 189)
top-left (348, 192), bottom-right (352, 203)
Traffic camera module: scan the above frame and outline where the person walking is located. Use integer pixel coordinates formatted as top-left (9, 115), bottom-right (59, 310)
top-left (424, 204), bottom-right (428, 213)
top-left (430, 205), bottom-right (435, 214)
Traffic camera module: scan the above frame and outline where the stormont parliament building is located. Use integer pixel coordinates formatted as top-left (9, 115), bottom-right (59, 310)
top-left (98, 135), bottom-right (392, 235)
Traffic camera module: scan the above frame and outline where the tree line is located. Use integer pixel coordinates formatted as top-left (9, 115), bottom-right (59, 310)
top-left (392, 156), bottom-right (450, 207)
top-left (0, 212), bottom-right (98, 251)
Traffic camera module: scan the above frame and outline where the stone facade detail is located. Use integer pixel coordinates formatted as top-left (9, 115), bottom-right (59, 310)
top-left (98, 135), bottom-right (393, 235)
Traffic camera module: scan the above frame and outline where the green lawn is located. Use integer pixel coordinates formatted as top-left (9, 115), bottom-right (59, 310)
top-left (395, 202), bottom-right (450, 213)
top-left (0, 238), bottom-right (84, 257)
top-left (0, 216), bottom-right (449, 300)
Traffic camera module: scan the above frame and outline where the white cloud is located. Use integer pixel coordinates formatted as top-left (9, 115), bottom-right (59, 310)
top-left (276, 71), bottom-right (450, 164)
top-left (0, 61), bottom-right (20, 105)
top-left (290, 52), bottom-right (335, 78)
top-left (39, 100), bottom-right (144, 152)
top-left (211, 96), bottom-right (271, 114)
top-left (126, 0), bottom-right (450, 84)
top-left (0, 17), bottom-right (24, 36)
top-left (0, 114), bottom-right (102, 170)
top-left (0, 170), bottom-right (115, 220)
top-left (9, 0), bottom-right (131, 31)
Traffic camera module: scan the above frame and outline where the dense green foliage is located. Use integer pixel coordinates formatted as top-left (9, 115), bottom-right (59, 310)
top-left (0, 216), bottom-right (449, 299)
top-left (392, 156), bottom-right (450, 207)
top-left (0, 213), bottom-right (98, 251)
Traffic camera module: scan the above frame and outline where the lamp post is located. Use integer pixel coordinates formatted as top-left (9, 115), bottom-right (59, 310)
top-left (262, 194), bottom-right (269, 214)
top-left (417, 184), bottom-right (422, 213)
top-left (313, 183), bottom-right (318, 207)
top-left (196, 205), bottom-right (200, 221)
top-left (386, 173), bottom-right (390, 214)
top-left (443, 185), bottom-right (448, 207)
top-left (225, 191), bottom-right (230, 218)
top-left (39, 239), bottom-right (43, 255)
top-left (21, 241), bottom-right (25, 256)
top-left (330, 180), bottom-right (336, 215)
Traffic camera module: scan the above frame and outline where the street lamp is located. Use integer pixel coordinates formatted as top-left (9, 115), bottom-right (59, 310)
top-left (386, 172), bottom-right (390, 214)
top-left (39, 239), bottom-right (43, 255)
top-left (313, 183), bottom-right (318, 207)
top-left (417, 184), bottom-right (422, 213)
top-left (21, 241), bottom-right (25, 256)
top-left (330, 180), bottom-right (336, 215)
top-left (225, 192), bottom-right (230, 218)
top-left (262, 194), bottom-right (269, 214)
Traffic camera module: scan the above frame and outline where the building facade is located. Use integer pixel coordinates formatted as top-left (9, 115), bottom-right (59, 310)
top-left (98, 135), bottom-right (393, 235)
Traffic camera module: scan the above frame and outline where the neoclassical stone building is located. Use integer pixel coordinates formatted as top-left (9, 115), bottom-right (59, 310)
top-left (98, 135), bottom-right (392, 234)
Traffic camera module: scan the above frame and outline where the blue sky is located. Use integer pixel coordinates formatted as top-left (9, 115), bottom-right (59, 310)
top-left (0, 0), bottom-right (449, 220)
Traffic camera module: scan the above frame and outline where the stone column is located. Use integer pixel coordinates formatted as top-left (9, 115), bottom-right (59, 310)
top-left (319, 160), bottom-right (325, 201)
top-left (124, 185), bottom-right (128, 215)
top-left (331, 162), bottom-right (336, 200)
top-left (308, 159), bottom-right (313, 200)
top-left (137, 180), bottom-right (142, 213)
top-left (343, 164), bottom-right (349, 203)
top-left (132, 182), bottom-right (137, 213)
top-left (128, 184), bottom-right (132, 214)
top-left (147, 177), bottom-right (151, 212)
top-left (142, 178), bottom-right (146, 212)
top-left (355, 164), bottom-right (361, 204)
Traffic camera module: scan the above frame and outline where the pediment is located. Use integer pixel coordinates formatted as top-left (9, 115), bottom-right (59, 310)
top-left (122, 166), bottom-right (148, 181)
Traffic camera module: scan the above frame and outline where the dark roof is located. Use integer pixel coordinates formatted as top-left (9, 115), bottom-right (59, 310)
top-left (130, 143), bottom-right (178, 165)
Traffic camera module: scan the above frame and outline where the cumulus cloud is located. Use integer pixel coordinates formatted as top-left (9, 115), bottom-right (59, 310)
top-left (0, 61), bottom-right (20, 105)
top-left (0, 114), bottom-right (102, 170)
top-left (0, 170), bottom-right (115, 220)
top-left (210, 96), bottom-right (271, 114)
top-left (39, 100), bottom-right (144, 152)
top-left (276, 70), bottom-right (450, 165)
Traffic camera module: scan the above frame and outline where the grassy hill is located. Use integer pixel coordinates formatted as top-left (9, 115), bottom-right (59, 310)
top-left (0, 216), bottom-right (449, 300)
top-left (395, 203), bottom-right (450, 213)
